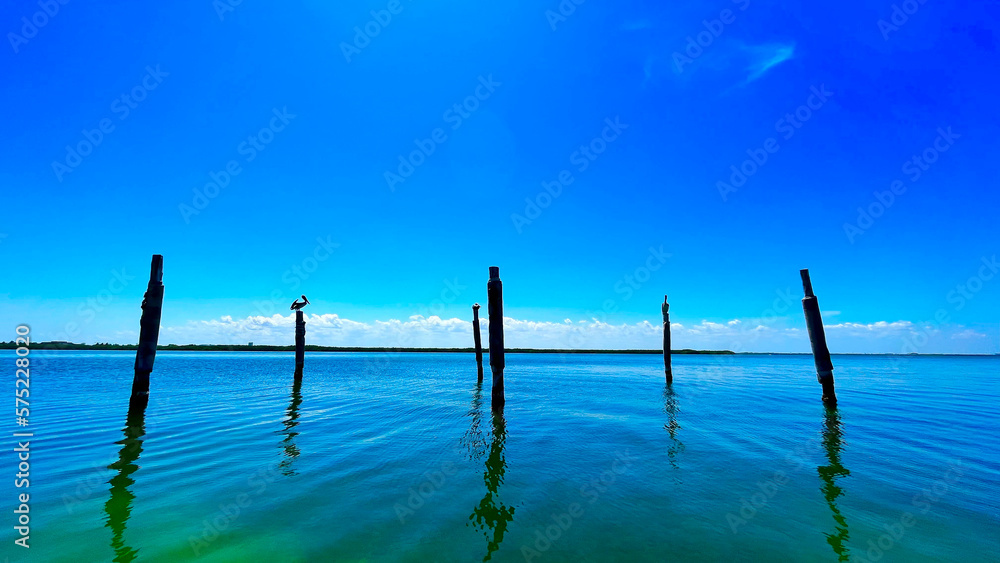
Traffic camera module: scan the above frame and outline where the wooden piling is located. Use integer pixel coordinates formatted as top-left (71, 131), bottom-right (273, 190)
top-left (800, 269), bottom-right (836, 404)
top-left (131, 255), bottom-right (163, 400)
top-left (294, 310), bottom-right (305, 379)
top-left (487, 267), bottom-right (505, 410)
top-left (662, 295), bottom-right (672, 383)
top-left (473, 303), bottom-right (484, 382)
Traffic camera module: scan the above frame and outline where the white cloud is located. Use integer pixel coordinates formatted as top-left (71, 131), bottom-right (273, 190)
top-left (824, 320), bottom-right (915, 334)
top-left (68, 311), bottom-right (986, 354)
top-left (951, 329), bottom-right (987, 340)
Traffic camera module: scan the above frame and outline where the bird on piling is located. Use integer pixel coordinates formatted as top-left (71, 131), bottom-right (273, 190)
top-left (290, 295), bottom-right (310, 311)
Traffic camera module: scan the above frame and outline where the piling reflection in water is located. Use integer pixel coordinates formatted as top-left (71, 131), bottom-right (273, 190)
top-left (663, 383), bottom-right (685, 467)
top-left (468, 411), bottom-right (516, 562)
top-left (279, 378), bottom-right (303, 476)
top-left (818, 406), bottom-right (851, 561)
top-left (104, 396), bottom-right (147, 563)
top-left (461, 382), bottom-right (487, 461)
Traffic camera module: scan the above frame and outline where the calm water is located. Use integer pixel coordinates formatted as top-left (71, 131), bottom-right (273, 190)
top-left (3, 351), bottom-right (999, 562)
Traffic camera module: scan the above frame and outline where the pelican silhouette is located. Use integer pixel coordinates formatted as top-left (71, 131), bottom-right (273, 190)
top-left (290, 295), bottom-right (310, 311)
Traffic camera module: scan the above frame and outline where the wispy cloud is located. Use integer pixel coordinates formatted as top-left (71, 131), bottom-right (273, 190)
top-left (662, 38), bottom-right (795, 92)
top-left (743, 43), bottom-right (795, 83)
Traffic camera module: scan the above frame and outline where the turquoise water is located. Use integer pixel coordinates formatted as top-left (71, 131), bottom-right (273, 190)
top-left (3, 351), bottom-right (999, 562)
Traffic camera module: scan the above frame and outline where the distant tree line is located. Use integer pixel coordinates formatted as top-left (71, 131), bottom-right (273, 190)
top-left (0, 341), bottom-right (736, 354)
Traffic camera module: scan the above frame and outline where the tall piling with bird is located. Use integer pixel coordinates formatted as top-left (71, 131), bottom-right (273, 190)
top-left (800, 269), bottom-right (836, 404)
top-left (487, 267), bottom-right (505, 410)
top-left (473, 303), bottom-right (484, 382)
top-left (295, 311), bottom-right (306, 378)
top-left (291, 295), bottom-right (309, 379)
top-left (132, 255), bottom-right (164, 403)
top-left (662, 295), bottom-right (672, 383)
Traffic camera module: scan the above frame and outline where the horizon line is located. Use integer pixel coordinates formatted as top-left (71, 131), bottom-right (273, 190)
top-left (2, 341), bottom-right (997, 357)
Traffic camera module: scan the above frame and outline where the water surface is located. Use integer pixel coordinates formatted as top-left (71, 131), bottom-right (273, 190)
top-left (6, 351), bottom-right (999, 562)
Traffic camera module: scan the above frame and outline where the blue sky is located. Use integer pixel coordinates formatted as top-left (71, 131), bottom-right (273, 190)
top-left (1, 0), bottom-right (997, 352)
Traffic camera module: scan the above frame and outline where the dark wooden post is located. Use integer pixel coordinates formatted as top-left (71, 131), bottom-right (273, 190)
top-left (294, 310), bottom-right (305, 379)
top-left (473, 303), bottom-right (484, 382)
top-left (487, 267), bottom-right (505, 410)
top-left (801, 269), bottom-right (836, 404)
top-left (662, 295), bottom-right (672, 383)
top-left (131, 255), bottom-right (163, 401)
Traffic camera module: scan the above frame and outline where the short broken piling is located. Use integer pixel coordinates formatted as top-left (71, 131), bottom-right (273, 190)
top-left (800, 269), bottom-right (836, 404)
top-left (131, 255), bottom-right (164, 402)
top-left (473, 303), bottom-right (484, 382)
top-left (294, 310), bottom-right (305, 379)
top-left (487, 267), bottom-right (505, 410)
top-left (662, 295), bottom-right (672, 383)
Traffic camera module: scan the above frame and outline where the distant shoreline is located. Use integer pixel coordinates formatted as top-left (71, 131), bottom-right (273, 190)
top-left (1, 341), bottom-right (996, 356)
top-left (1, 341), bottom-right (731, 354)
